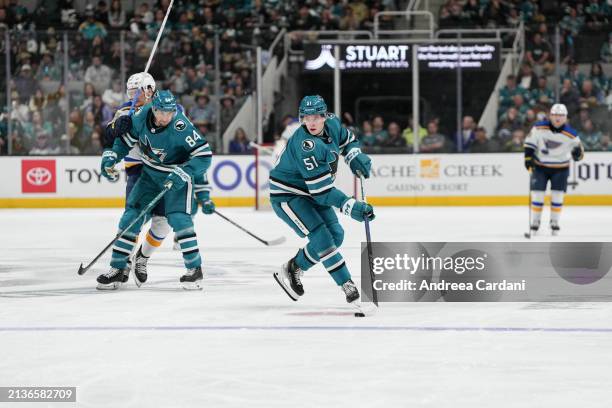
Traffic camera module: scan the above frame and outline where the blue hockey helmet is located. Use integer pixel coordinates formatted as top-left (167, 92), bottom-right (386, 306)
top-left (298, 95), bottom-right (327, 121)
top-left (152, 90), bottom-right (177, 112)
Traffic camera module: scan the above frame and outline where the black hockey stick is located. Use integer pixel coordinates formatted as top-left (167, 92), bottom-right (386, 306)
top-left (524, 171), bottom-right (532, 239)
top-left (358, 173), bottom-right (378, 306)
top-left (567, 160), bottom-right (579, 190)
top-left (214, 210), bottom-right (286, 246)
top-left (77, 183), bottom-right (172, 275)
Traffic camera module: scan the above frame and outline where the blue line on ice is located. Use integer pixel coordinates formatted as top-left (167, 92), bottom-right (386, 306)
top-left (1, 326), bottom-right (612, 333)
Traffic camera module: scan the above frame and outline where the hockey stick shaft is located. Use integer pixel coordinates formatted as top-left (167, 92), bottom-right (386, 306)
top-left (128, 0), bottom-right (174, 116)
top-left (77, 183), bottom-right (172, 275)
top-left (524, 171), bottom-right (532, 239)
top-left (358, 174), bottom-right (378, 306)
top-left (214, 210), bottom-right (284, 246)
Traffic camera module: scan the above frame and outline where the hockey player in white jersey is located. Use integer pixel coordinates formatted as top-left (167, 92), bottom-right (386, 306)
top-left (524, 103), bottom-right (584, 235)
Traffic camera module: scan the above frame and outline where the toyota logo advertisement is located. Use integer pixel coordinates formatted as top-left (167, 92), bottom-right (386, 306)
top-left (21, 159), bottom-right (56, 193)
top-left (26, 167), bottom-right (53, 186)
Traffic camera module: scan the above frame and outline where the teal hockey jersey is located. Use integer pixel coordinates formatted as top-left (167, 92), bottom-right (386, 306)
top-left (111, 104), bottom-right (212, 189)
top-left (269, 114), bottom-right (361, 207)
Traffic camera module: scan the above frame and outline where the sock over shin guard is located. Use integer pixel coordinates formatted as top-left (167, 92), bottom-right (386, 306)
top-left (550, 190), bottom-right (564, 224)
top-left (111, 231), bottom-right (138, 269)
top-left (141, 216), bottom-right (171, 257)
top-left (531, 190), bottom-right (545, 226)
top-left (293, 224), bottom-right (351, 285)
top-left (168, 212), bottom-right (201, 269)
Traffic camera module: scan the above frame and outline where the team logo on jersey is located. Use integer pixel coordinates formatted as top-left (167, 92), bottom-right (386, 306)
top-left (544, 139), bottom-right (563, 150)
top-left (175, 120), bottom-right (186, 131)
top-left (302, 139), bottom-right (315, 152)
top-left (141, 136), bottom-right (167, 163)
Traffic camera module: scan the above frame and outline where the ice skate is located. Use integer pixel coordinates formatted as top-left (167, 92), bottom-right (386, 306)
top-left (132, 247), bottom-right (148, 288)
top-left (96, 267), bottom-right (129, 290)
top-left (273, 257), bottom-right (303, 301)
top-left (341, 279), bottom-right (360, 303)
top-left (180, 266), bottom-right (203, 290)
top-left (530, 220), bottom-right (540, 236)
top-left (550, 220), bottom-right (560, 236)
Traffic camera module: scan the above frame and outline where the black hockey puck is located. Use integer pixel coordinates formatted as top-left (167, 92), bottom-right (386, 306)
top-left (354, 312), bottom-right (365, 317)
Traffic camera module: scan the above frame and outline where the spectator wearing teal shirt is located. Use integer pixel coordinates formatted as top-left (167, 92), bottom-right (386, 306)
top-left (371, 116), bottom-right (389, 146)
top-left (579, 119), bottom-right (603, 151)
top-left (359, 120), bottom-right (376, 147)
top-left (561, 60), bottom-right (586, 90)
top-left (78, 7), bottom-right (107, 40)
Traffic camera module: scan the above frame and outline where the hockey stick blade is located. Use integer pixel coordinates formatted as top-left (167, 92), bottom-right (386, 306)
top-left (523, 232), bottom-right (531, 239)
top-left (265, 236), bottom-right (286, 246)
top-left (77, 186), bottom-right (170, 275)
top-left (77, 263), bottom-right (88, 275)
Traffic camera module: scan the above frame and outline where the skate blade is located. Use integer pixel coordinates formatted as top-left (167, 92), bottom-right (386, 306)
top-left (273, 272), bottom-right (299, 301)
top-left (551, 230), bottom-right (559, 236)
top-left (96, 281), bottom-right (123, 291)
top-left (182, 280), bottom-right (203, 291)
top-left (133, 274), bottom-right (146, 288)
top-left (352, 301), bottom-right (377, 317)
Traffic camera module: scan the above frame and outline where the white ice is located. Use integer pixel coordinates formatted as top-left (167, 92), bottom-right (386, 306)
top-left (1, 206), bottom-right (611, 408)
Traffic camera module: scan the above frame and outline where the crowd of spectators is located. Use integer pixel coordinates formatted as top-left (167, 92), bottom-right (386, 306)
top-left (436, 0), bottom-right (612, 152)
top-left (0, 0), bottom-right (395, 155)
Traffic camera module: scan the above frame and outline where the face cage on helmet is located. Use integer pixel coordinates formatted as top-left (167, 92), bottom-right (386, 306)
top-left (127, 85), bottom-right (155, 101)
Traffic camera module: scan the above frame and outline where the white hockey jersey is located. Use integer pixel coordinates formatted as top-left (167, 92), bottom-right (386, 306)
top-left (524, 120), bottom-right (581, 168)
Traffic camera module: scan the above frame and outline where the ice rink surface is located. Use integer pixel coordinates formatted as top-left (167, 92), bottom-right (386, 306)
top-left (1, 206), bottom-right (612, 407)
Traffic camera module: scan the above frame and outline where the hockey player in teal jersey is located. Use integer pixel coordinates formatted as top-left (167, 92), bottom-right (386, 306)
top-left (270, 95), bottom-right (374, 305)
top-left (99, 90), bottom-right (213, 290)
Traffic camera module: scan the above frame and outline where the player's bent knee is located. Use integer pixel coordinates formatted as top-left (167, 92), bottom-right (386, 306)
top-left (308, 224), bottom-right (336, 254)
top-left (328, 223), bottom-right (344, 247)
top-left (167, 212), bottom-right (194, 231)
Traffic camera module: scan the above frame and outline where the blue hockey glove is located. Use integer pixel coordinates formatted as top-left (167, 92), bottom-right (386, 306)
top-left (101, 150), bottom-right (119, 181)
top-left (110, 115), bottom-right (132, 138)
top-left (196, 191), bottom-right (215, 215)
top-left (165, 167), bottom-right (191, 191)
top-left (340, 198), bottom-right (375, 222)
top-left (345, 148), bottom-right (371, 179)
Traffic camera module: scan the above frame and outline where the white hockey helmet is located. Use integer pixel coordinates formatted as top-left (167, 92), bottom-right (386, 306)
top-left (550, 103), bottom-right (568, 116)
top-left (126, 72), bottom-right (156, 99)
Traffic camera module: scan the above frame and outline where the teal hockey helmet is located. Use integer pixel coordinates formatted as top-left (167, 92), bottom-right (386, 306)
top-left (298, 95), bottom-right (327, 121)
top-left (152, 90), bottom-right (177, 112)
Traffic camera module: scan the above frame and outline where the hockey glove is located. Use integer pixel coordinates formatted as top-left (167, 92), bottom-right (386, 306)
top-left (101, 150), bottom-right (119, 181)
top-left (571, 145), bottom-right (584, 161)
top-left (165, 167), bottom-right (191, 191)
top-left (340, 198), bottom-right (375, 222)
top-left (524, 156), bottom-right (534, 171)
top-left (196, 191), bottom-right (215, 215)
top-left (345, 148), bottom-right (372, 179)
top-left (110, 115), bottom-right (132, 138)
